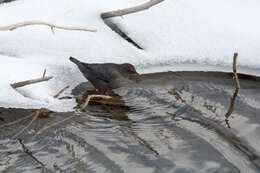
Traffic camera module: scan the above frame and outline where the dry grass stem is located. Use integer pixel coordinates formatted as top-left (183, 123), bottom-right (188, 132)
top-left (0, 21), bottom-right (97, 32)
top-left (33, 97), bottom-right (107, 138)
top-left (33, 114), bottom-right (76, 139)
top-left (12, 109), bottom-right (43, 139)
top-left (0, 113), bottom-right (35, 128)
top-left (80, 94), bottom-right (113, 111)
top-left (54, 85), bottom-right (70, 98)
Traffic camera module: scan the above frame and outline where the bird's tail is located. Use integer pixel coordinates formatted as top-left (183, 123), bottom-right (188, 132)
top-left (70, 56), bottom-right (82, 65)
top-left (70, 56), bottom-right (86, 69)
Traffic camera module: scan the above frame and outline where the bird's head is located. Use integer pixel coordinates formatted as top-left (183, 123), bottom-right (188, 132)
top-left (121, 63), bottom-right (141, 82)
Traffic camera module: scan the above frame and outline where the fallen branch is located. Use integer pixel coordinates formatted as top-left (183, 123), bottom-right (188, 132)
top-left (12, 109), bottom-right (43, 139)
top-left (225, 53), bottom-right (240, 127)
top-left (0, 21), bottom-right (97, 32)
top-left (54, 85), bottom-right (70, 98)
top-left (11, 76), bottom-right (53, 88)
top-left (80, 94), bottom-right (113, 111)
top-left (101, 0), bottom-right (165, 19)
top-left (18, 138), bottom-right (45, 167)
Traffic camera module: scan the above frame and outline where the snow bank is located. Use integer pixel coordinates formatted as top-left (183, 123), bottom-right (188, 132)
top-left (0, 0), bottom-right (260, 111)
top-left (122, 0), bottom-right (260, 68)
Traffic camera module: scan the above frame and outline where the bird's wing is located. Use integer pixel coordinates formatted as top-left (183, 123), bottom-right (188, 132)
top-left (85, 64), bottom-right (120, 83)
top-left (94, 74), bottom-right (110, 83)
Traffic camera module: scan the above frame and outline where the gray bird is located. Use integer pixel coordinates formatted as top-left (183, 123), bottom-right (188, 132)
top-left (70, 57), bottom-right (141, 91)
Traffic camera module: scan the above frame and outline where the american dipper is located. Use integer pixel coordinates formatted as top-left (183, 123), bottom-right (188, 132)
top-left (70, 57), bottom-right (141, 91)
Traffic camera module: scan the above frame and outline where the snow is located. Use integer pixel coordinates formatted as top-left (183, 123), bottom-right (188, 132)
top-left (0, 0), bottom-right (260, 111)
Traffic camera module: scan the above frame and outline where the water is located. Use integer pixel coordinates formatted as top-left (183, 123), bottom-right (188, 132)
top-left (0, 71), bottom-right (260, 172)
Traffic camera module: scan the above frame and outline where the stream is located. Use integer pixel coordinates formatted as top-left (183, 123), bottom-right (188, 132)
top-left (0, 71), bottom-right (260, 173)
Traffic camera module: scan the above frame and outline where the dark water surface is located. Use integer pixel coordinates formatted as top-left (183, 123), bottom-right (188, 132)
top-left (0, 71), bottom-right (260, 172)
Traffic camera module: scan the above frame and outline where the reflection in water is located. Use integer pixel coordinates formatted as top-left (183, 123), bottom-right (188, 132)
top-left (0, 71), bottom-right (260, 172)
top-left (225, 87), bottom-right (239, 128)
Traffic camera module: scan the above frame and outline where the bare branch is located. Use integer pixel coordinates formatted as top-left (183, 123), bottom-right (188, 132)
top-left (11, 76), bottom-right (53, 88)
top-left (101, 0), bottom-right (165, 19)
top-left (54, 85), bottom-right (70, 98)
top-left (0, 21), bottom-right (97, 32)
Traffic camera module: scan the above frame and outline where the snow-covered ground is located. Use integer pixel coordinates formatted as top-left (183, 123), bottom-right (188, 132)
top-left (0, 0), bottom-right (260, 111)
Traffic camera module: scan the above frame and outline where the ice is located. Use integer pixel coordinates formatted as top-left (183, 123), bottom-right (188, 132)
top-left (0, 0), bottom-right (260, 111)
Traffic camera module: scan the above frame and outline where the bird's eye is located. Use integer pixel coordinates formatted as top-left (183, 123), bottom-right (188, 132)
top-left (128, 68), bottom-right (134, 73)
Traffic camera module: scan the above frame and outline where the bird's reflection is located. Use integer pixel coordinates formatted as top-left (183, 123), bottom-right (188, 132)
top-left (74, 88), bottom-right (132, 121)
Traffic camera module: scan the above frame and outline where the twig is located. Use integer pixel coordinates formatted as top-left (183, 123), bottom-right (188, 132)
top-left (54, 85), bottom-right (70, 98)
top-left (0, 21), bottom-right (97, 32)
top-left (42, 69), bottom-right (46, 78)
top-left (233, 53), bottom-right (240, 89)
top-left (101, 0), bottom-right (165, 19)
top-left (58, 96), bottom-right (74, 100)
top-left (18, 138), bottom-right (45, 167)
top-left (80, 94), bottom-right (113, 111)
top-left (11, 76), bottom-right (53, 88)
top-left (225, 53), bottom-right (240, 127)
top-left (12, 109), bottom-right (43, 139)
